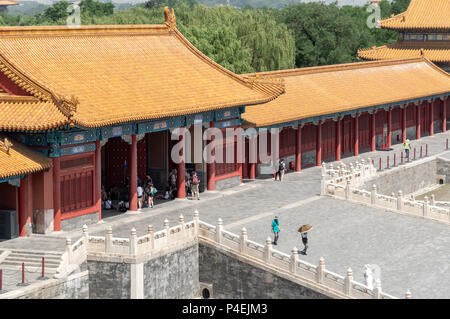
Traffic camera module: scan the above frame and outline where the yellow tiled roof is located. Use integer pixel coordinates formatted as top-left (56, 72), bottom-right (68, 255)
top-left (0, 19), bottom-right (283, 131)
top-left (380, 0), bottom-right (450, 31)
top-left (0, 96), bottom-right (69, 131)
top-left (358, 41), bottom-right (450, 63)
top-left (0, 134), bottom-right (52, 179)
top-left (242, 58), bottom-right (450, 128)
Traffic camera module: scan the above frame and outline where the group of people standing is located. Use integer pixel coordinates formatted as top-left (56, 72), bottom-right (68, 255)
top-left (168, 169), bottom-right (201, 201)
top-left (137, 175), bottom-right (157, 210)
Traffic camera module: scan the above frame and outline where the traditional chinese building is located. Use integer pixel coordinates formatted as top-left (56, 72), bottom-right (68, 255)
top-left (242, 58), bottom-right (450, 178)
top-left (0, 8), bottom-right (283, 237)
top-left (358, 0), bottom-right (450, 72)
top-left (0, 0), bottom-right (19, 14)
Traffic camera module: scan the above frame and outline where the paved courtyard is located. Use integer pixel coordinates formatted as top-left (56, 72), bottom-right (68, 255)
top-left (2, 131), bottom-right (450, 298)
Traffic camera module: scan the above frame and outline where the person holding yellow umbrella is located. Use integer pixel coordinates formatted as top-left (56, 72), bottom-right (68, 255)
top-left (298, 224), bottom-right (312, 255)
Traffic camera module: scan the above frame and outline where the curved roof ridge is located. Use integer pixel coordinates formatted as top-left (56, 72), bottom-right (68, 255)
top-left (244, 58), bottom-right (428, 78)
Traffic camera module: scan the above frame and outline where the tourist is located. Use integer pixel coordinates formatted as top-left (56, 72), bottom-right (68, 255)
top-left (271, 216), bottom-right (280, 245)
top-left (137, 180), bottom-right (143, 210)
top-left (191, 171), bottom-right (200, 200)
top-left (276, 159), bottom-right (286, 181)
top-left (364, 264), bottom-right (374, 290)
top-left (186, 172), bottom-right (191, 197)
top-left (404, 139), bottom-right (410, 160)
top-left (148, 183), bottom-right (157, 208)
top-left (300, 231), bottom-right (308, 255)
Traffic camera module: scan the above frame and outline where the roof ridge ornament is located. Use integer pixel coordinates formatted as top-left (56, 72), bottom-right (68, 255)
top-left (0, 137), bottom-right (13, 155)
top-left (164, 7), bottom-right (176, 31)
top-left (53, 94), bottom-right (79, 127)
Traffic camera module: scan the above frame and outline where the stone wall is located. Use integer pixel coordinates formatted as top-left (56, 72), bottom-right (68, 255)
top-left (87, 260), bottom-right (131, 299)
top-left (198, 242), bottom-right (330, 299)
top-left (364, 157), bottom-right (438, 195)
top-left (436, 157), bottom-right (450, 183)
top-left (10, 271), bottom-right (89, 299)
top-left (143, 242), bottom-right (199, 298)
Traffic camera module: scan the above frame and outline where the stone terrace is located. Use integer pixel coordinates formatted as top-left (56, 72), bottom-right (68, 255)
top-left (1, 131), bottom-right (450, 298)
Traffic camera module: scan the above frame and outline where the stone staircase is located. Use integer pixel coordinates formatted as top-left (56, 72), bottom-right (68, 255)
top-left (0, 249), bottom-right (63, 277)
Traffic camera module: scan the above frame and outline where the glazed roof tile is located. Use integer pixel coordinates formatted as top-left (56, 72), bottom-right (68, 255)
top-left (0, 20), bottom-right (284, 131)
top-left (380, 0), bottom-right (450, 31)
top-left (358, 41), bottom-right (450, 63)
top-left (0, 134), bottom-right (52, 179)
top-left (242, 58), bottom-right (450, 128)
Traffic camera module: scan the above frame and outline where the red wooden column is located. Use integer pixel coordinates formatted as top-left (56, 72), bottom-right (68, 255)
top-left (129, 134), bottom-right (138, 211)
top-left (316, 120), bottom-right (322, 166)
top-left (371, 112), bottom-right (376, 152)
top-left (177, 127), bottom-right (186, 199)
top-left (295, 124), bottom-right (302, 171)
top-left (19, 178), bottom-right (27, 237)
top-left (443, 97), bottom-right (447, 132)
top-left (207, 122), bottom-right (216, 191)
top-left (354, 114), bottom-right (359, 156)
top-left (95, 140), bottom-right (102, 220)
top-left (249, 134), bottom-right (257, 178)
top-left (402, 105), bottom-right (407, 143)
top-left (416, 103), bottom-right (421, 140)
top-left (429, 100), bottom-right (434, 136)
top-left (52, 157), bottom-right (61, 231)
top-left (336, 117), bottom-right (341, 161)
top-left (387, 108), bottom-right (392, 148)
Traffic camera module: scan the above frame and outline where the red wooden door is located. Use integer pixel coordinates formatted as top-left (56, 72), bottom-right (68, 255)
top-left (342, 116), bottom-right (354, 156)
top-left (420, 103), bottom-right (429, 136)
top-left (359, 113), bottom-right (370, 151)
top-left (322, 120), bottom-right (335, 161)
top-left (105, 137), bottom-right (129, 190)
top-left (279, 127), bottom-right (295, 158)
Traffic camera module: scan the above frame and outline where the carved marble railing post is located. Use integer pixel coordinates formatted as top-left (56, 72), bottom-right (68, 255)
top-left (321, 173), bottom-right (326, 196)
top-left (178, 214), bottom-right (185, 234)
top-left (344, 268), bottom-right (353, 296)
top-left (373, 279), bottom-right (382, 299)
top-left (193, 210), bottom-right (199, 235)
top-left (105, 226), bottom-right (113, 253)
top-left (321, 162), bottom-right (326, 176)
top-left (290, 247), bottom-right (298, 274)
top-left (264, 237), bottom-right (272, 264)
top-left (216, 218), bottom-right (223, 244)
top-left (147, 225), bottom-right (154, 250)
top-left (66, 238), bottom-right (73, 265)
top-left (430, 194), bottom-right (435, 206)
top-left (405, 290), bottom-right (412, 299)
top-left (129, 228), bottom-right (137, 256)
top-left (423, 196), bottom-right (429, 217)
top-left (240, 228), bottom-right (248, 254)
top-left (371, 184), bottom-right (377, 205)
top-left (361, 159), bottom-right (366, 178)
top-left (397, 190), bottom-right (403, 211)
top-left (316, 257), bottom-right (325, 284)
top-left (345, 180), bottom-right (351, 200)
top-left (163, 219), bottom-right (170, 243)
top-left (82, 224), bottom-right (89, 251)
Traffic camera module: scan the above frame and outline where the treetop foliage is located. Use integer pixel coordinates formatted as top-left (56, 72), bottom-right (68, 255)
top-left (0, 0), bottom-right (410, 73)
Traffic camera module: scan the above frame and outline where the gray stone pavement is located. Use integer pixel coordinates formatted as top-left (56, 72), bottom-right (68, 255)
top-left (1, 130), bottom-right (450, 298)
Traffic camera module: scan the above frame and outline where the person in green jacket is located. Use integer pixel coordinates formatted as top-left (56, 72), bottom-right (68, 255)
top-left (271, 216), bottom-right (280, 245)
top-left (403, 139), bottom-right (410, 160)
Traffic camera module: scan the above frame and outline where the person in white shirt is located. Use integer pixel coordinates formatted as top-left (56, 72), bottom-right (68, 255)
top-left (137, 181), bottom-right (144, 210)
